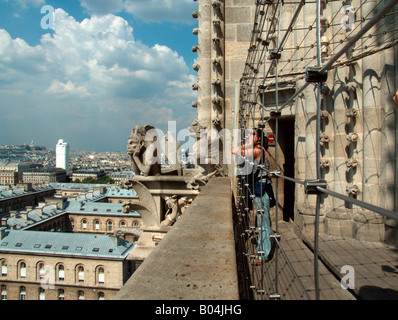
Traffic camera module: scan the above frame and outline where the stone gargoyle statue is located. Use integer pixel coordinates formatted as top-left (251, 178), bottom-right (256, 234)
top-left (160, 195), bottom-right (189, 227)
top-left (127, 124), bottom-right (161, 176)
top-left (185, 119), bottom-right (227, 188)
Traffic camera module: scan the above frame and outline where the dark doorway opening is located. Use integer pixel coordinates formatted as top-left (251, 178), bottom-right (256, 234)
top-left (269, 116), bottom-right (295, 222)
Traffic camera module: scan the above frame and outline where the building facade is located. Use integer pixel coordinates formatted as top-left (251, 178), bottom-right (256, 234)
top-left (0, 182), bottom-right (142, 300)
top-left (65, 201), bottom-right (141, 238)
top-left (0, 171), bottom-right (19, 185)
top-left (70, 169), bottom-right (105, 182)
top-left (22, 168), bottom-right (67, 184)
top-left (0, 161), bottom-right (40, 184)
top-left (0, 229), bottom-right (135, 300)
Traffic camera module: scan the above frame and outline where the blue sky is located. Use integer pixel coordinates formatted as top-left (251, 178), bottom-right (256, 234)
top-left (0, 0), bottom-right (198, 151)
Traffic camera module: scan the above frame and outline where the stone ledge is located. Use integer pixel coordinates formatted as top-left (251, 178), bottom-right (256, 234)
top-left (114, 177), bottom-right (239, 300)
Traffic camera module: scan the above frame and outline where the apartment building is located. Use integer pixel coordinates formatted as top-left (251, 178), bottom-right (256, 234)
top-left (0, 229), bottom-right (135, 300)
top-left (22, 168), bottom-right (67, 184)
top-left (0, 171), bottom-right (19, 185)
top-left (0, 182), bottom-right (142, 300)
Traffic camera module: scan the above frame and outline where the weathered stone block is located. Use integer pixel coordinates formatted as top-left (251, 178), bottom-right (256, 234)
top-left (325, 216), bottom-right (353, 238)
top-left (225, 7), bottom-right (252, 24)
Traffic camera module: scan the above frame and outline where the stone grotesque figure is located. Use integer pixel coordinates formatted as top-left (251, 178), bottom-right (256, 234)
top-left (187, 119), bottom-right (227, 184)
top-left (160, 195), bottom-right (189, 227)
top-left (127, 125), bottom-right (161, 176)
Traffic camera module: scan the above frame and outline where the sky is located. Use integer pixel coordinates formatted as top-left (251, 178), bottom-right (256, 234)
top-left (0, 0), bottom-right (198, 152)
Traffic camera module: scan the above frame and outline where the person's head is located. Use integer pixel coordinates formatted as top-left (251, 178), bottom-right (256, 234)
top-left (254, 128), bottom-right (268, 150)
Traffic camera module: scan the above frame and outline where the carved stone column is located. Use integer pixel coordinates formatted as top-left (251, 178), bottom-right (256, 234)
top-left (354, 0), bottom-right (385, 242)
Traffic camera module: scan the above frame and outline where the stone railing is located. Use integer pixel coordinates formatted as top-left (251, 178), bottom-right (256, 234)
top-left (114, 177), bottom-right (239, 300)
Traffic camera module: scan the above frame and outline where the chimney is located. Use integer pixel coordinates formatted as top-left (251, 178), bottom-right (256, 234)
top-left (20, 211), bottom-right (28, 220)
top-left (51, 202), bottom-right (58, 210)
top-left (61, 198), bottom-right (67, 209)
top-left (9, 210), bottom-right (18, 217)
top-left (113, 234), bottom-right (124, 246)
top-left (0, 227), bottom-right (6, 240)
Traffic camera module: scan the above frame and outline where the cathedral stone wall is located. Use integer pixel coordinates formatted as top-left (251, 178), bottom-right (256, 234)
top-left (193, 0), bottom-right (397, 245)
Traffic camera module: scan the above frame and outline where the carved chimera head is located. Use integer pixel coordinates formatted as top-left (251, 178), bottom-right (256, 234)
top-left (127, 125), bottom-right (156, 156)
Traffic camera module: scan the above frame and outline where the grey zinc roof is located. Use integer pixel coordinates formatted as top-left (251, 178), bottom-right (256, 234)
top-left (0, 230), bottom-right (134, 259)
top-left (65, 201), bottom-right (140, 217)
top-left (106, 186), bottom-right (138, 198)
top-left (0, 186), bottom-right (54, 201)
top-left (7, 204), bottom-right (63, 230)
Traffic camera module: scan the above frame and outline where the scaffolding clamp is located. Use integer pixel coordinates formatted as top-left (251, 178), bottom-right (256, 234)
top-left (305, 67), bottom-right (328, 83)
top-left (270, 233), bottom-right (281, 241)
top-left (268, 170), bottom-right (280, 178)
top-left (270, 109), bottom-right (281, 118)
top-left (268, 50), bottom-right (281, 60)
top-left (304, 179), bottom-right (327, 194)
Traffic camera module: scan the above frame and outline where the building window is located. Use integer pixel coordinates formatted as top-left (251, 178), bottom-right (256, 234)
top-left (78, 290), bottom-right (84, 300)
top-left (77, 265), bottom-right (84, 283)
top-left (58, 264), bottom-right (65, 282)
top-left (1, 285), bottom-right (6, 300)
top-left (58, 289), bottom-right (65, 300)
top-left (107, 220), bottom-right (113, 232)
top-left (39, 288), bottom-right (45, 300)
top-left (37, 262), bottom-right (45, 280)
top-left (19, 286), bottom-right (26, 300)
top-left (132, 220), bottom-right (140, 227)
top-left (98, 292), bottom-right (105, 300)
top-left (94, 220), bottom-right (100, 231)
top-left (19, 261), bottom-right (26, 279)
top-left (1, 260), bottom-right (7, 277)
top-left (82, 219), bottom-right (87, 230)
top-left (120, 220), bottom-right (126, 227)
top-left (98, 267), bottom-right (105, 284)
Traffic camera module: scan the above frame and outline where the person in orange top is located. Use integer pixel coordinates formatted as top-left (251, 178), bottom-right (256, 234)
top-left (394, 89), bottom-right (398, 107)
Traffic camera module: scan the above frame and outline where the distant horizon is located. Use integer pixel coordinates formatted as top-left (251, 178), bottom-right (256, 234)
top-left (0, 141), bottom-right (128, 153)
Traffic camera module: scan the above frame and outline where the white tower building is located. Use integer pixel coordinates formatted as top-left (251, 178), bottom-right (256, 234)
top-left (56, 139), bottom-right (69, 175)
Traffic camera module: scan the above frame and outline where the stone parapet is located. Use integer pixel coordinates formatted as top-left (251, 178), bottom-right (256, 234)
top-left (114, 177), bottom-right (239, 300)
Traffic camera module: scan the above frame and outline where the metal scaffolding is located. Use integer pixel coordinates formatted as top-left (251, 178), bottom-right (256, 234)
top-left (235, 0), bottom-right (398, 300)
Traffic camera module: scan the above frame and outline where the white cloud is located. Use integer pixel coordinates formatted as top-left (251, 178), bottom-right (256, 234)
top-left (80, 0), bottom-right (196, 24)
top-left (0, 9), bottom-right (196, 151)
top-left (45, 80), bottom-right (90, 97)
